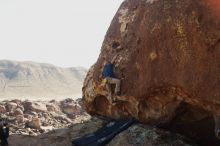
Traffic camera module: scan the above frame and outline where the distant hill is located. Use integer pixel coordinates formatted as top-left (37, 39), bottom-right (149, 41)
top-left (0, 60), bottom-right (87, 99)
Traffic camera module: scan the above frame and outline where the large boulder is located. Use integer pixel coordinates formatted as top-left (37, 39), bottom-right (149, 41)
top-left (82, 0), bottom-right (220, 138)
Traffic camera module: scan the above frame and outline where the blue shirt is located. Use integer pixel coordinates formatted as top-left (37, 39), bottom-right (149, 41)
top-left (102, 63), bottom-right (114, 78)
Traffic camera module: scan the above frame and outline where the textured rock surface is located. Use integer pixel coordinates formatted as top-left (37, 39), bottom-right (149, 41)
top-left (83, 0), bottom-right (220, 124)
top-left (206, 0), bottom-right (220, 20)
top-left (8, 118), bottom-right (195, 146)
top-left (108, 124), bottom-right (194, 146)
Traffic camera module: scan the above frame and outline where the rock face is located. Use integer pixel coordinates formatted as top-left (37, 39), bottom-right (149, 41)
top-left (83, 0), bottom-right (220, 138)
top-left (8, 118), bottom-right (195, 146)
top-left (206, 0), bottom-right (220, 20)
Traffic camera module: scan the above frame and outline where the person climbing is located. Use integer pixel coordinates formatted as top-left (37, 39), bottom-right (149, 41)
top-left (101, 55), bottom-right (121, 104)
top-left (0, 121), bottom-right (9, 146)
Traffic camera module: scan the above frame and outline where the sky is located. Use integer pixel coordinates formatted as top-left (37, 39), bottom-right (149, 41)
top-left (0, 0), bottom-right (124, 68)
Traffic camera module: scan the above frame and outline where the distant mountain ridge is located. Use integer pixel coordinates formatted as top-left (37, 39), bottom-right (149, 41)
top-left (0, 60), bottom-right (87, 99)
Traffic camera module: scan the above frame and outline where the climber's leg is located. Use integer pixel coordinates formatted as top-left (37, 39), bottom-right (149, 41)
top-left (107, 77), bottom-right (121, 95)
top-left (105, 78), bottom-right (113, 104)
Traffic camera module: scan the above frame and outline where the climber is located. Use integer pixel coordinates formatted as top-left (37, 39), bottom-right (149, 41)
top-left (101, 55), bottom-right (121, 104)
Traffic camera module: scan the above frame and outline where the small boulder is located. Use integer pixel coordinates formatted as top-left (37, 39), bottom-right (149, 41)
top-left (6, 102), bottom-right (17, 112)
top-left (17, 105), bottom-right (25, 112)
top-left (54, 115), bottom-right (72, 123)
top-left (16, 115), bottom-right (24, 123)
top-left (40, 126), bottom-right (53, 133)
top-left (0, 105), bottom-right (6, 113)
top-left (46, 103), bottom-right (59, 112)
top-left (28, 117), bottom-right (41, 129)
top-left (23, 101), bottom-right (47, 113)
top-left (14, 108), bottom-right (24, 116)
top-left (24, 114), bottom-right (33, 121)
top-left (62, 103), bottom-right (82, 116)
top-left (10, 99), bottom-right (22, 105)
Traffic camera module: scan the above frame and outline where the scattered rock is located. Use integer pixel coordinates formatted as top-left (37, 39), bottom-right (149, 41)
top-left (40, 126), bottom-right (53, 133)
top-left (8, 118), bottom-right (195, 146)
top-left (62, 103), bottom-right (81, 116)
top-left (27, 117), bottom-right (41, 129)
top-left (10, 99), bottom-right (22, 105)
top-left (17, 106), bottom-right (24, 112)
top-left (0, 105), bottom-right (6, 113)
top-left (14, 108), bottom-right (23, 116)
top-left (46, 103), bottom-right (58, 112)
top-left (16, 115), bottom-right (24, 123)
top-left (54, 115), bottom-right (72, 123)
top-left (23, 102), bottom-right (47, 113)
top-left (23, 114), bottom-right (33, 121)
top-left (6, 102), bottom-right (17, 112)
top-left (0, 98), bottom-right (87, 137)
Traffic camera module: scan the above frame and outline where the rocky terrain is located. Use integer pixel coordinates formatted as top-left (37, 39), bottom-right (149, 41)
top-left (0, 60), bottom-right (87, 99)
top-left (0, 98), bottom-right (90, 136)
top-left (0, 98), bottom-right (197, 146)
top-left (8, 118), bottom-right (196, 146)
top-left (82, 0), bottom-right (220, 145)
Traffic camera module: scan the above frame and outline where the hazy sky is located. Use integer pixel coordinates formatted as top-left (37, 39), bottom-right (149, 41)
top-left (0, 0), bottom-right (123, 68)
